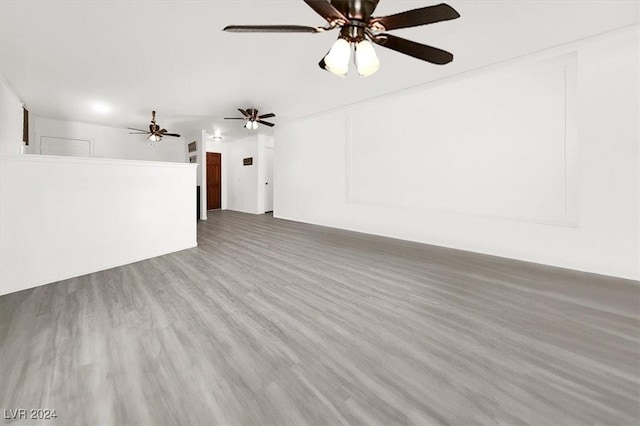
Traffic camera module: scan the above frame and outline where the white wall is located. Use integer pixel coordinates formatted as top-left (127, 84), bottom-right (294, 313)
top-left (28, 116), bottom-right (187, 163)
top-left (0, 154), bottom-right (198, 295)
top-left (226, 135), bottom-right (261, 214)
top-left (275, 27), bottom-right (639, 280)
top-left (184, 129), bottom-right (207, 220)
top-left (258, 135), bottom-right (274, 213)
top-left (0, 75), bottom-right (24, 154)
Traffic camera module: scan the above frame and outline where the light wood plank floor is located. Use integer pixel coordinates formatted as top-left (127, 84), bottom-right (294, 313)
top-left (1, 211), bottom-right (639, 425)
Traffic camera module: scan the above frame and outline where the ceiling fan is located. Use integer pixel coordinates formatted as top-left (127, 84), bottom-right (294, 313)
top-left (225, 108), bottom-right (276, 130)
top-left (128, 111), bottom-right (181, 142)
top-left (223, 0), bottom-right (460, 77)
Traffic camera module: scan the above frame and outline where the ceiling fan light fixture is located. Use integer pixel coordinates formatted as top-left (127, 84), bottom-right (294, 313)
top-left (321, 37), bottom-right (351, 77)
top-left (355, 39), bottom-right (380, 77)
top-left (245, 121), bottom-right (252, 129)
top-left (148, 134), bottom-right (161, 142)
top-left (252, 121), bottom-right (259, 130)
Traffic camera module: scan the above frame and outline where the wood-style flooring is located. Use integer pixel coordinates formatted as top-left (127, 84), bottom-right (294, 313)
top-left (1, 211), bottom-right (639, 425)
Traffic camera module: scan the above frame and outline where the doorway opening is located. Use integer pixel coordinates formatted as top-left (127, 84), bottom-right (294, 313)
top-left (207, 152), bottom-right (221, 210)
top-left (264, 147), bottom-right (273, 213)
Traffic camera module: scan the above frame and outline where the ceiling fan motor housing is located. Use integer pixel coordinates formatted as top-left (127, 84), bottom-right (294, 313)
top-left (332, 0), bottom-right (380, 22)
top-left (246, 108), bottom-right (258, 121)
top-left (339, 25), bottom-right (365, 42)
top-left (335, 0), bottom-right (379, 42)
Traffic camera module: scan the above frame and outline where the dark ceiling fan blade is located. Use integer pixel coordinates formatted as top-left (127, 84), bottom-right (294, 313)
top-left (128, 127), bottom-right (150, 133)
top-left (370, 3), bottom-right (460, 31)
top-left (159, 129), bottom-right (168, 133)
top-left (162, 133), bottom-right (181, 137)
top-left (129, 132), bottom-right (150, 135)
top-left (373, 33), bottom-right (453, 65)
top-left (258, 113), bottom-right (276, 119)
top-left (224, 25), bottom-right (323, 33)
top-left (238, 108), bottom-right (250, 117)
top-left (303, 0), bottom-right (348, 24)
top-left (224, 117), bottom-right (246, 120)
top-left (257, 120), bottom-right (275, 127)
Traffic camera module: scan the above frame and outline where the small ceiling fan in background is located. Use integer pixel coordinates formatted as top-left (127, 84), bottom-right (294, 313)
top-left (128, 111), bottom-right (181, 142)
top-left (223, 0), bottom-right (460, 77)
top-left (225, 108), bottom-right (276, 130)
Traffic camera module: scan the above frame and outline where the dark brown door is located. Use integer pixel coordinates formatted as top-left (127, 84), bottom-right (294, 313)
top-left (207, 152), bottom-right (221, 210)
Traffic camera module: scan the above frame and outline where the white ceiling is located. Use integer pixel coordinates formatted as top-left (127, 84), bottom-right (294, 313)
top-left (1, 0), bottom-right (638, 141)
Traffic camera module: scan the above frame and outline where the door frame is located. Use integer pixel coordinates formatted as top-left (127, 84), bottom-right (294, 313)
top-left (264, 147), bottom-right (274, 213)
top-left (206, 152), bottom-right (222, 211)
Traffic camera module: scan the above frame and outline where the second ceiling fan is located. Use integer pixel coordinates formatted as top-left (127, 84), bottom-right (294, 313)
top-left (223, 0), bottom-right (460, 77)
top-left (225, 108), bottom-right (276, 130)
top-left (128, 111), bottom-right (180, 142)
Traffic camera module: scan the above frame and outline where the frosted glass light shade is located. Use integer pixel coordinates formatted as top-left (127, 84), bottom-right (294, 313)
top-left (252, 121), bottom-right (259, 130)
top-left (322, 38), bottom-right (351, 77)
top-left (355, 39), bottom-right (380, 77)
top-left (245, 121), bottom-right (252, 129)
top-left (148, 134), bottom-right (161, 142)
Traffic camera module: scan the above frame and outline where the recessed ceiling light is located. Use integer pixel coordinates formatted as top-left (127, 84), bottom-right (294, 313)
top-left (206, 129), bottom-right (223, 141)
top-left (92, 102), bottom-right (111, 114)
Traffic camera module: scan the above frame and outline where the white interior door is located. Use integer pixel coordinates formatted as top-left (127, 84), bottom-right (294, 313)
top-left (264, 147), bottom-right (273, 213)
